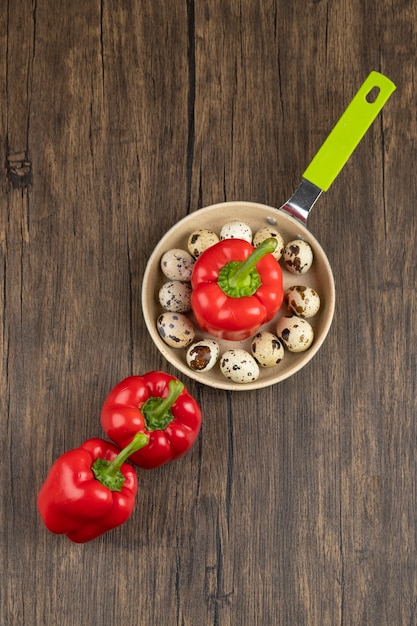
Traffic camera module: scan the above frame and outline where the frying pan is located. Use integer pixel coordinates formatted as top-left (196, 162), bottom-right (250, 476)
top-left (141, 72), bottom-right (396, 390)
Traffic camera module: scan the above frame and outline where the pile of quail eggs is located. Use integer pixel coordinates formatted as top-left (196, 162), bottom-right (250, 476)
top-left (156, 220), bottom-right (321, 384)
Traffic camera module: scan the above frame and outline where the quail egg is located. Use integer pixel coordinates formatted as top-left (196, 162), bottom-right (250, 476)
top-left (160, 249), bottom-right (195, 281)
top-left (220, 349), bottom-right (260, 383)
top-left (220, 221), bottom-right (252, 243)
top-left (187, 229), bottom-right (220, 258)
top-left (276, 316), bottom-right (314, 352)
top-left (253, 227), bottom-right (285, 260)
top-left (284, 285), bottom-right (320, 318)
top-left (156, 312), bottom-right (195, 348)
top-left (251, 331), bottom-right (285, 367)
top-left (283, 239), bottom-right (313, 274)
top-left (159, 281), bottom-right (192, 313)
top-left (186, 339), bottom-right (219, 372)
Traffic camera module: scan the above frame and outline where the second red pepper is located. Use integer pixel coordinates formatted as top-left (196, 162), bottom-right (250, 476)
top-left (191, 237), bottom-right (283, 340)
top-left (37, 434), bottom-right (148, 543)
top-left (100, 372), bottom-right (202, 469)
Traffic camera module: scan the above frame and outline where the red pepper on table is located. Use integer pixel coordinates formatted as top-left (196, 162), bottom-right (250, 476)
top-left (37, 434), bottom-right (148, 543)
top-left (191, 237), bottom-right (283, 341)
top-left (100, 372), bottom-right (202, 469)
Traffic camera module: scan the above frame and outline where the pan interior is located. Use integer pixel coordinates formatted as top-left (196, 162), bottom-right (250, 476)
top-left (142, 201), bottom-right (335, 391)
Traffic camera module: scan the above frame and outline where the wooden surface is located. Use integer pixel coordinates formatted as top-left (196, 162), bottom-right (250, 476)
top-left (1, 1), bottom-right (416, 624)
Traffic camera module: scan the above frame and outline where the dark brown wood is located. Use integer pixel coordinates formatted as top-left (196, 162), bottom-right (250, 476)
top-left (1, 0), bottom-right (416, 624)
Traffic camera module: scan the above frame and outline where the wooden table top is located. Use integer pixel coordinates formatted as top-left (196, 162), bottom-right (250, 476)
top-left (2, 1), bottom-right (416, 625)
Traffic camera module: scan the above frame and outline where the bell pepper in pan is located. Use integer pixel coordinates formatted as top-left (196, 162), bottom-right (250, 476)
top-left (191, 237), bottom-right (283, 341)
top-left (37, 434), bottom-right (148, 543)
top-left (100, 371), bottom-right (202, 469)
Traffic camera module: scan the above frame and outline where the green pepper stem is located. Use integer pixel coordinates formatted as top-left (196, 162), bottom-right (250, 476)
top-left (229, 238), bottom-right (277, 287)
top-left (141, 379), bottom-right (184, 431)
top-left (218, 237), bottom-right (277, 298)
top-left (92, 432), bottom-right (149, 492)
top-left (106, 433), bottom-right (149, 475)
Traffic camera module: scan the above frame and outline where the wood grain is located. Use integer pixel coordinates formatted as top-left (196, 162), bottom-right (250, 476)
top-left (1, 0), bottom-right (416, 624)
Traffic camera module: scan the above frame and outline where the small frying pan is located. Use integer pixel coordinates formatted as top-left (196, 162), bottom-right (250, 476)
top-left (142, 71), bottom-right (396, 391)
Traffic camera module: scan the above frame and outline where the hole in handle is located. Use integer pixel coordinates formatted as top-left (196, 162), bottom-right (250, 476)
top-left (366, 86), bottom-right (381, 103)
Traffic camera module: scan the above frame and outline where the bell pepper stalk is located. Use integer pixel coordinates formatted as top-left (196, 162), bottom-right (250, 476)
top-left (37, 434), bottom-right (149, 543)
top-left (191, 237), bottom-right (284, 340)
top-left (100, 371), bottom-right (202, 469)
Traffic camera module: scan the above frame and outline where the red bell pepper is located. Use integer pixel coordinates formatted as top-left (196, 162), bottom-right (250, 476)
top-left (100, 372), bottom-right (202, 469)
top-left (191, 237), bottom-right (283, 340)
top-left (37, 434), bottom-right (148, 543)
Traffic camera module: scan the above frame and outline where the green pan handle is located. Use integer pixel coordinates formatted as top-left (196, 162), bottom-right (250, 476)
top-left (302, 71), bottom-right (396, 192)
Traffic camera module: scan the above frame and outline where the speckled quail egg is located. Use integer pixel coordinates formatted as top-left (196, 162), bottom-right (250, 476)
top-left (159, 281), bottom-right (192, 313)
top-left (250, 332), bottom-right (285, 367)
top-left (156, 312), bottom-right (195, 348)
top-left (253, 227), bottom-right (285, 260)
top-left (219, 349), bottom-right (260, 383)
top-left (284, 285), bottom-right (320, 318)
top-left (186, 339), bottom-right (219, 372)
top-left (187, 229), bottom-right (220, 258)
top-left (283, 239), bottom-right (313, 274)
top-left (220, 221), bottom-right (252, 243)
top-left (160, 249), bottom-right (194, 281)
top-left (275, 316), bottom-right (314, 352)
